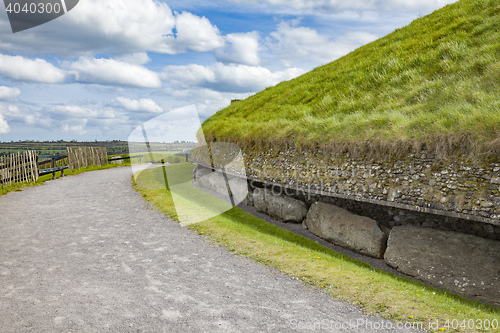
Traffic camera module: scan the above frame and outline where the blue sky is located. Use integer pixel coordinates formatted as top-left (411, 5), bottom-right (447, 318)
top-left (0, 0), bottom-right (457, 142)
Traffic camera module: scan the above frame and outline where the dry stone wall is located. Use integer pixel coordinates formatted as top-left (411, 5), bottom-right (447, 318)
top-left (192, 145), bottom-right (500, 239)
top-left (241, 148), bottom-right (500, 224)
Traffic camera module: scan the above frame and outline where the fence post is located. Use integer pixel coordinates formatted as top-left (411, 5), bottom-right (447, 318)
top-left (51, 157), bottom-right (56, 180)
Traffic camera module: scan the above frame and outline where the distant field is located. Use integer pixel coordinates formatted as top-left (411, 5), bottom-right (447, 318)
top-left (0, 141), bottom-right (196, 157)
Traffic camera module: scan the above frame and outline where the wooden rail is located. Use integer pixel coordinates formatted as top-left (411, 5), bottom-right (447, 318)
top-left (0, 147), bottom-right (109, 188)
top-left (108, 154), bottom-right (143, 162)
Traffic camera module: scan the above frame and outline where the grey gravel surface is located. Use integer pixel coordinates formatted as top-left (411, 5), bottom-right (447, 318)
top-left (0, 167), bottom-right (426, 332)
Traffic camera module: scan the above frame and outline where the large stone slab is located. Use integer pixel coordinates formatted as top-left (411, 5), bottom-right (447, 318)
top-left (228, 177), bottom-right (248, 204)
top-left (268, 194), bottom-right (308, 223)
top-left (252, 188), bottom-right (271, 213)
top-left (242, 187), bottom-right (254, 207)
top-left (305, 202), bottom-right (386, 258)
top-left (194, 165), bottom-right (213, 181)
top-left (385, 225), bottom-right (500, 304)
top-left (196, 171), bottom-right (228, 195)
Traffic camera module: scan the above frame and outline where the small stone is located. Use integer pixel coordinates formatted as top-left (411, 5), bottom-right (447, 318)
top-left (491, 177), bottom-right (500, 185)
top-left (481, 201), bottom-right (494, 208)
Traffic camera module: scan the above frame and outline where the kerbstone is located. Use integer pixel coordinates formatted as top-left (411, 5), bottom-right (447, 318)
top-left (197, 171), bottom-right (228, 195)
top-left (228, 177), bottom-right (248, 204)
top-left (253, 188), bottom-right (272, 213)
top-left (305, 202), bottom-right (386, 258)
top-left (194, 166), bottom-right (213, 181)
top-left (384, 225), bottom-right (500, 304)
top-left (268, 194), bottom-right (308, 223)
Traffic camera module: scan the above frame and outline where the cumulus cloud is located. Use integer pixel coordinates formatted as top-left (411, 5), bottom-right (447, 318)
top-left (268, 21), bottom-right (377, 67)
top-left (116, 53), bottom-right (152, 65)
top-left (0, 54), bottom-right (66, 83)
top-left (170, 12), bottom-right (225, 53)
top-left (159, 87), bottom-right (252, 118)
top-left (0, 104), bottom-right (35, 125)
top-left (48, 105), bottom-right (115, 119)
top-left (61, 119), bottom-right (88, 135)
top-left (0, 113), bottom-right (9, 134)
top-left (0, 54), bottom-right (162, 88)
top-left (215, 32), bottom-right (260, 66)
top-left (162, 63), bottom-right (304, 93)
top-left (0, 0), bottom-right (224, 57)
top-left (0, 86), bottom-right (21, 101)
top-left (114, 97), bottom-right (163, 113)
top-left (228, 0), bottom-right (457, 12)
top-left (67, 57), bottom-right (162, 88)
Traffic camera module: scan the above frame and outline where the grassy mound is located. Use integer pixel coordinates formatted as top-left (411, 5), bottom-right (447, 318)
top-left (202, 0), bottom-right (500, 159)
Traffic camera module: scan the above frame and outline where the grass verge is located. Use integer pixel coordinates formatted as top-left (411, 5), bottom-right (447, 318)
top-left (133, 163), bottom-right (500, 333)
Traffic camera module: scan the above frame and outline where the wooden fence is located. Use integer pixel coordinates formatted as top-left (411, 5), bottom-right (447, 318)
top-left (38, 155), bottom-right (69, 179)
top-left (67, 147), bottom-right (108, 171)
top-left (0, 151), bottom-right (39, 187)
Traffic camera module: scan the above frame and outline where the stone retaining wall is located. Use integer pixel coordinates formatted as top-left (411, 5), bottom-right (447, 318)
top-left (191, 145), bottom-right (500, 233)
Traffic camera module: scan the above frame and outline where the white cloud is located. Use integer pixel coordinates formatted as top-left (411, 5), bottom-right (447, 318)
top-left (0, 0), bottom-right (225, 57)
top-left (67, 57), bottom-right (162, 88)
top-left (160, 87), bottom-right (252, 118)
top-left (48, 105), bottom-right (115, 119)
top-left (0, 86), bottom-right (21, 101)
top-left (114, 97), bottom-right (163, 113)
top-left (268, 21), bottom-right (377, 67)
top-left (0, 54), bottom-right (66, 83)
top-left (170, 12), bottom-right (225, 53)
top-left (61, 119), bottom-right (88, 135)
top-left (162, 64), bottom-right (215, 87)
top-left (0, 104), bottom-right (38, 125)
top-left (215, 32), bottom-right (260, 66)
top-left (228, 0), bottom-right (457, 12)
top-left (0, 113), bottom-right (9, 134)
top-left (116, 52), bottom-right (152, 65)
top-left (162, 63), bottom-right (304, 93)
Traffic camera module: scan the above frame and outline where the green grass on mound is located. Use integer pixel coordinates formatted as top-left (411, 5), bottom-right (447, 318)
top-left (202, 0), bottom-right (500, 159)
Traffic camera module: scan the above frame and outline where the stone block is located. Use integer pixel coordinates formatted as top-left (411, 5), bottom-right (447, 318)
top-left (197, 171), bottom-right (228, 195)
top-left (228, 177), bottom-right (248, 204)
top-left (384, 225), bottom-right (500, 304)
top-left (194, 165), bottom-right (213, 181)
top-left (268, 194), bottom-right (308, 223)
top-left (253, 188), bottom-right (272, 213)
top-left (305, 202), bottom-right (386, 258)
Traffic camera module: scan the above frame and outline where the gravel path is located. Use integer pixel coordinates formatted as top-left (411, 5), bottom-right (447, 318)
top-left (0, 167), bottom-right (426, 332)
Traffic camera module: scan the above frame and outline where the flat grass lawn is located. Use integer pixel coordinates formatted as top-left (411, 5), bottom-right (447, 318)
top-left (134, 163), bottom-right (500, 333)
